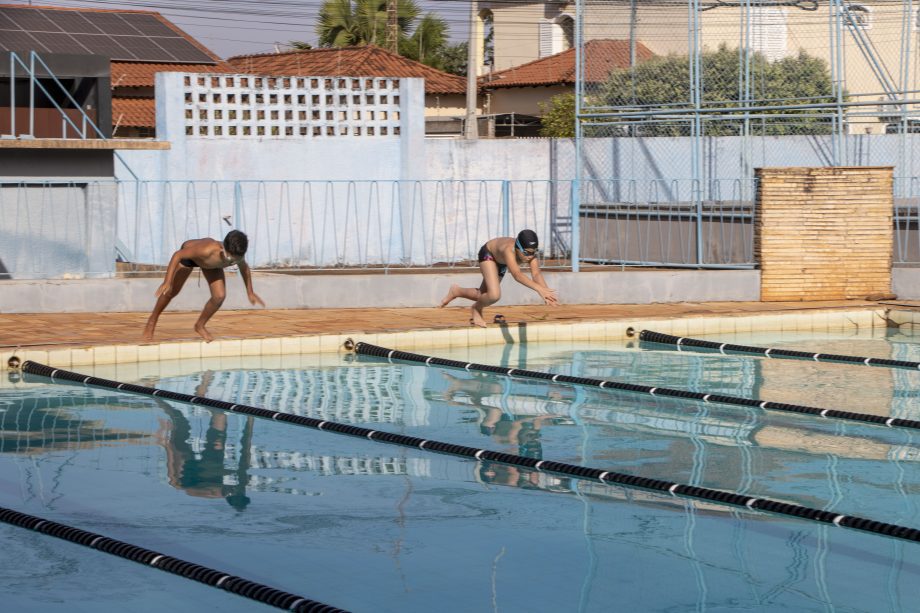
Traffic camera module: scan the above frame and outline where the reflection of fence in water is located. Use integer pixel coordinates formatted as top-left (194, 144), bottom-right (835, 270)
top-left (157, 365), bottom-right (429, 426)
top-left (561, 349), bottom-right (758, 397)
top-left (0, 389), bottom-right (152, 455)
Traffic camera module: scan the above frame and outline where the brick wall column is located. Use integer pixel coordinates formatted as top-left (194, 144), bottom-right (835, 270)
top-left (755, 166), bottom-right (893, 301)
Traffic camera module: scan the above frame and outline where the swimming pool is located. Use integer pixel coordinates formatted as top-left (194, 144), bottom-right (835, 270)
top-left (2, 327), bottom-right (919, 611)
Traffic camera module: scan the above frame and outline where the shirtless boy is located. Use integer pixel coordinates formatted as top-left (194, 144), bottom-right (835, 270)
top-left (142, 230), bottom-right (265, 342)
top-left (440, 229), bottom-right (559, 327)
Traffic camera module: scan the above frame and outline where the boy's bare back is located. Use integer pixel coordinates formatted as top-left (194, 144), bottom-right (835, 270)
top-left (177, 238), bottom-right (243, 270)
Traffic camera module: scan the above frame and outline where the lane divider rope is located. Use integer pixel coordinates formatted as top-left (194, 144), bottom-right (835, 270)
top-left (351, 342), bottom-right (920, 434)
top-left (22, 359), bottom-right (920, 545)
top-left (640, 329), bottom-right (920, 371)
top-left (0, 503), bottom-right (345, 613)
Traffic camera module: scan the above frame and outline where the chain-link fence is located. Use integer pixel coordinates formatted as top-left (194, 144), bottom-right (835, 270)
top-left (575, 0), bottom-right (920, 266)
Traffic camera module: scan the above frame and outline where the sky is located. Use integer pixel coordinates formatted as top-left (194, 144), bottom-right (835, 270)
top-left (4, 0), bottom-right (476, 59)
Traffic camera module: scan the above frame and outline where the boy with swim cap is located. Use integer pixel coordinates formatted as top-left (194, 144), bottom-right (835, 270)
top-left (440, 229), bottom-right (559, 327)
top-left (143, 230), bottom-right (265, 342)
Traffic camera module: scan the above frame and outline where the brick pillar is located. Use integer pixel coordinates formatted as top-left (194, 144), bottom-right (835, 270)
top-left (755, 166), bottom-right (893, 301)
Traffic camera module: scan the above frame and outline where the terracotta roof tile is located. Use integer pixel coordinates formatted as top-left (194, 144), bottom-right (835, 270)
top-left (112, 61), bottom-right (231, 88)
top-left (112, 97), bottom-right (155, 129)
top-left (480, 40), bottom-right (655, 89)
top-left (227, 45), bottom-right (466, 95)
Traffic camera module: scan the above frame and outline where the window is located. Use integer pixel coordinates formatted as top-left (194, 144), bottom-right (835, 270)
top-left (751, 7), bottom-right (787, 61)
top-left (539, 14), bottom-right (575, 58)
top-left (558, 15), bottom-right (574, 51)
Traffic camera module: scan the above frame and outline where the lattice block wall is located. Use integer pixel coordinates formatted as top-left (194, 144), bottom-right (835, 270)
top-left (755, 166), bottom-right (893, 301)
top-left (180, 73), bottom-right (403, 138)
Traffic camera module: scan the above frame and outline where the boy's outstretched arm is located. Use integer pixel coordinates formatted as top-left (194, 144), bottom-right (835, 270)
top-left (238, 260), bottom-right (265, 307)
top-left (528, 258), bottom-right (559, 305)
top-left (504, 246), bottom-right (558, 305)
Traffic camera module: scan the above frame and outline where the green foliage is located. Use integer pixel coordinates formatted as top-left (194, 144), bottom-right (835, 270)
top-left (601, 46), bottom-right (837, 136)
top-left (400, 13), bottom-right (448, 66)
top-left (289, 41), bottom-right (313, 50)
top-left (315, 0), bottom-right (420, 48)
top-left (437, 42), bottom-right (469, 76)
top-left (313, 0), bottom-right (460, 73)
top-left (539, 93), bottom-right (576, 138)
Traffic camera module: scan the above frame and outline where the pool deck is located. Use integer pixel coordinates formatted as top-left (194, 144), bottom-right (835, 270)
top-left (2, 300), bottom-right (915, 352)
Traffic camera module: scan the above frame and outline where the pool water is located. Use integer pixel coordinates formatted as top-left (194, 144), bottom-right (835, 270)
top-left (2, 327), bottom-right (920, 612)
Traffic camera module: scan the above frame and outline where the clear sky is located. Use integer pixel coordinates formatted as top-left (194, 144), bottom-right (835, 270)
top-left (4, 0), bottom-right (475, 59)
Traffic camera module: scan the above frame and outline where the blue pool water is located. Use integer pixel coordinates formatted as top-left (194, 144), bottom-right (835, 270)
top-left (2, 327), bottom-right (920, 611)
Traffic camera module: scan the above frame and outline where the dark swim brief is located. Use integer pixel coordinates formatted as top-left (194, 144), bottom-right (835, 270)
top-left (477, 244), bottom-right (507, 280)
top-left (179, 258), bottom-right (197, 268)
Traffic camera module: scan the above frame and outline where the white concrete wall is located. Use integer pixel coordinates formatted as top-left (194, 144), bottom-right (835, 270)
top-left (892, 268), bottom-right (920, 300)
top-left (0, 181), bottom-right (116, 280)
top-left (0, 269), bottom-right (760, 313)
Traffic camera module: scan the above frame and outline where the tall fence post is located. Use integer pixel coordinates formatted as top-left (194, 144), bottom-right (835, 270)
top-left (501, 180), bottom-right (510, 237)
top-left (571, 178), bottom-right (580, 272)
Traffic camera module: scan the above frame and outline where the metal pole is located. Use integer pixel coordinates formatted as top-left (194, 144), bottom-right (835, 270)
top-left (572, 0), bottom-right (584, 272)
top-left (465, 0), bottom-right (479, 139)
top-left (690, 0), bottom-right (704, 266)
top-left (832, 0), bottom-right (845, 165)
top-left (501, 180), bottom-right (510, 236)
top-left (28, 51), bottom-right (35, 137)
top-left (9, 52), bottom-right (15, 137)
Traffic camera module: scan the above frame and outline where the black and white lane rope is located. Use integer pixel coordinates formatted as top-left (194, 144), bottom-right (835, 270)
top-left (0, 505), bottom-right (345, 613)
top-left (22, 359), bottom-right (920, 545)
top-left (352, 341), bottom-right (920, 433)
top-left (640, 329), bottom-right (920, 371)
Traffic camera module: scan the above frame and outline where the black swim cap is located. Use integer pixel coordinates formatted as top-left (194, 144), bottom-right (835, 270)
top-left (517, 229), bottom-right (539, 249)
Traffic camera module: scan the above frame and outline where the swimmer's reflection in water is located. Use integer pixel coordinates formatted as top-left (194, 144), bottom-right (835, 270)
top-left (441, 371), bottom-right (572, 462)
top-left (153, 371), bottom-right (254, 510)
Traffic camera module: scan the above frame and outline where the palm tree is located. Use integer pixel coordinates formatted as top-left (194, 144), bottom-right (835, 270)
top-left (403, 13), bottom-right (448, 65)
top-left (316, 0), bottom-right (420, 48)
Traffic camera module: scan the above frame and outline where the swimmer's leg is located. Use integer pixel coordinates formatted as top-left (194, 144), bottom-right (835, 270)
top-left (194, 268), bottom-right (226, 343)
top-left (143, 265), bottom-right (193, 341)
top-left (470, 262), bottom-right (501, 328)
top-left (440, 283), bottom-right (481, 307)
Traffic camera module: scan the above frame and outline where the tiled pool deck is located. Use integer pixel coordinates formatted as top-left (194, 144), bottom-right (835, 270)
top-left (3, 300), bottom-right (920, 371)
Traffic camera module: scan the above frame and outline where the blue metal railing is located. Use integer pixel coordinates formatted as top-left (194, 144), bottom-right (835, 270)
top-left (115, 179), bottom-right (573, 271)
top-left (8, 175), bottom-right (917, 280)
top-left (4, 51), bottom-right (140, 180)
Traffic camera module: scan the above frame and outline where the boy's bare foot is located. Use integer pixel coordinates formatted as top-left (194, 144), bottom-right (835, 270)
top-left (194, 323), bottom-right (214, 343)
top-left (439, 284), bottom-right (461, 307)
top-left (142, 324), bottom-right (155, 341)
top-left (469, 307), bottom-right (488, 328)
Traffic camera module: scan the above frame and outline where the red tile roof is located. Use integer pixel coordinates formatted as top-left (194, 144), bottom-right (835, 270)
top-left (227, 46), bottom-right (466, 95)
top-left (480, 40), bottom-right (655, 89)
top-left (112, 61), bottom-right (231, 88)
top-left (112, 97), bottom-right (155, 129)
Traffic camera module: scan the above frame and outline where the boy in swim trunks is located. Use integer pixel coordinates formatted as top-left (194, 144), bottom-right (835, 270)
top-left (142, 230), bottom-right (264, 342)
top-left (439, 229), bottom-right (559, 327)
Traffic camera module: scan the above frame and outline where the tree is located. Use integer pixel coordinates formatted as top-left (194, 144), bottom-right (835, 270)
top-left (289, 41), bottom-right (312, 50)
top-left (312, 0), bottom-right (459, 73)
top-left (400, 13), bottom-right (448, 66)
top-left (539, 93), bottom-right (576, 137)
top-left (434, 41), bottom-right (468, 76)
top-left (315, 0), bottom-right (420, 48)
top-left (600, 46), bottom-right (837, 136)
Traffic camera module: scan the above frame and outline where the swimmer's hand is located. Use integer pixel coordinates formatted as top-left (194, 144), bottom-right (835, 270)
top-left (249, 292), bottom-right (266, 307)
top-left (539, 287), bottom-right (559, 306)
top-left (155, 282), bottom-right (172, 297)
